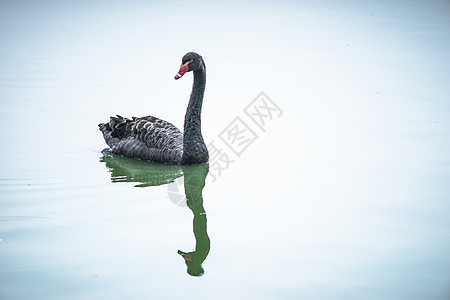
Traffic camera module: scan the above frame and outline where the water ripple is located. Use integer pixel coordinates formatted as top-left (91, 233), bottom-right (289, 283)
top-left (0, 215), bottom-right (102, 272)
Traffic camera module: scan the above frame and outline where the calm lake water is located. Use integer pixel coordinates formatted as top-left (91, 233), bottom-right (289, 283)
top-left (1, 1), bottom-right (450, 299)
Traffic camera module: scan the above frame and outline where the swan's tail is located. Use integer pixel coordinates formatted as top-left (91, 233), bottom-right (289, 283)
top-left (98, 115), bottom-right (133, 148)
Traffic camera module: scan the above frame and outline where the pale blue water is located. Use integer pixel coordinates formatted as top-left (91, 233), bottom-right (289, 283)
top-left (1, 1), bottom-right (450, 299)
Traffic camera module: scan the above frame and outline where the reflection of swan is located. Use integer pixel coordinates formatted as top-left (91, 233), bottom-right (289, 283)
top-left (100, 153), bottom-right (210, 275)
top-left (98, 52), bottom-right (209, 165)
top-left (177, 163), bottom-right (210, 276)
top-left (100, 153), bottom-right (182, 187)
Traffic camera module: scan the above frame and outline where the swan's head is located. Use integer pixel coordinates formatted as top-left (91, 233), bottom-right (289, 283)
top-left (174, 52), bottom-right (204, 80)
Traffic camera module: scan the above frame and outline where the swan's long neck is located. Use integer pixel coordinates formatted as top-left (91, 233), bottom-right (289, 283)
top-left (182, 64), bottom-right (209, 164)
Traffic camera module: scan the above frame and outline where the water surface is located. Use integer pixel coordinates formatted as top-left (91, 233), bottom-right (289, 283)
top-left (1, 1), bottom-right (450, 299)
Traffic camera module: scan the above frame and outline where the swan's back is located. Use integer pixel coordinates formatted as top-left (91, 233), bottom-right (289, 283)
top-left (99, 115), bottom-right (183, 163)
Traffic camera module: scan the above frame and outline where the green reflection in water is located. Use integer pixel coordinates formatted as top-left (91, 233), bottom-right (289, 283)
top-left (177, 164), bottom-right (210, 276)
top-left (100, 153), bottom-right (210, 276)
top-left (100, 153), bottom-right (183, 187)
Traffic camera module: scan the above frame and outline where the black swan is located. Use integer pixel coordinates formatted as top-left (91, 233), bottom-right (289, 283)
top-left (98, 52), bottom-right (209, 165)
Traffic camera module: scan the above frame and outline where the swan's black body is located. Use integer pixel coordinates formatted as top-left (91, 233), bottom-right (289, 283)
top-left (98, 52), bottom-right (209, 165)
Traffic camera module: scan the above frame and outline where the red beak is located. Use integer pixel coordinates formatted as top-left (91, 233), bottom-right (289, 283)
top-left (174, 61), bottom-right (190, 80)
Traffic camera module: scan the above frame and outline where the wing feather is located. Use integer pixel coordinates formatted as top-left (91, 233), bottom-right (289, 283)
top-left (99, 115), bottom-right (183, 163)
